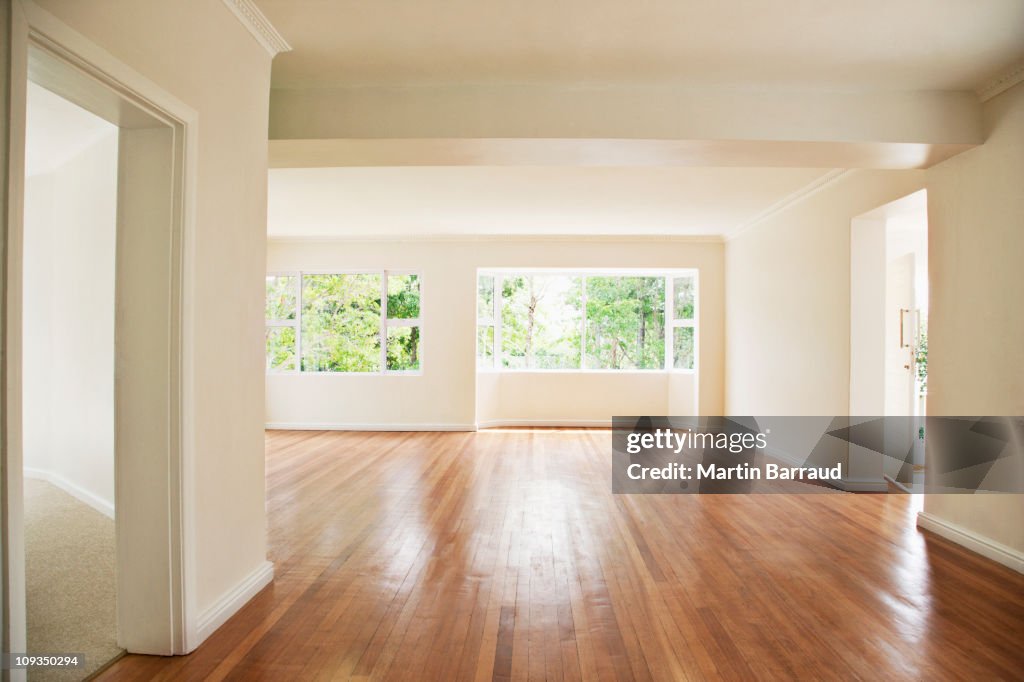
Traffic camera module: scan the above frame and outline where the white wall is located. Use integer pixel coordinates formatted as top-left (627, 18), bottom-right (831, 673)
top-left (922, 81), bottom-right (1024, 556)
top-left (266, 238), bottom-right (723, 428)
top-left (31, 0), bottom-right (275, 620)
top-left (725, 82), bottom-right (1024, 562)
top-left (725, 169), bottom-right (926, 416)
top-left (475, 371), bottom-right (696, 427)
top-left (849, 216), bottom-right (887, 415)
top-left (22, 117), bottom-right (117, 517)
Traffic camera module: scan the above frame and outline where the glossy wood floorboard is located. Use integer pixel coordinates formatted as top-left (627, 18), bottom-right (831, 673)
top-left (97, 430), bottom-right (1024, 681)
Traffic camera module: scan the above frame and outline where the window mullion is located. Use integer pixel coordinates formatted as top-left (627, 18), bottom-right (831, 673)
top-left (493, 275), bottom-right (502, 369)
top-left (580, 276), bottom-right (588, 370)
top-left (665, 275), bottom-right (674, 371)
top-left (386, 317), bottom-right (421, 328)
top-left (380, 270), bottom-right (388, 373)
top-left (295, 273), bottom-right (303, 373)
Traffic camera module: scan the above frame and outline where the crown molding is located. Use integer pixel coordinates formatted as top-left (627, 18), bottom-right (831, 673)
top-left (976, 59), bottom-right (1024, 103)
top-left (725, 169), bottom-right (852, 241)
top-left (267, 233), bottom-right (726, 245)
top-left (222, 0), bottom-right (291, 57)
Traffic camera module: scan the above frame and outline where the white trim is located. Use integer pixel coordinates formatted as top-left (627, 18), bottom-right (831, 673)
top-left (476, 419), bottom-right (612, 429)
top-left (475, 368), bottom-right (695, 375)
top-left (21, 1), bottom-right (197, 122)
top-left (883, 473), bottom-right (914, 494)
top-left (265, 422), bottom-right (478, 432)
top-left (829, 477), bottom-right (888, 493)
top-left (762, 446), bottom-right (887, 492)
top-left (664, 276), bottom-right (673, 370)
top-left (917, 511), bottom-right (1024, 574)
top-left (195, 560), bottom-right (274, 644)
top-left (479, 266), bottom-right (700, 276)
top-left (762, 445), bottom-right (804, 467)
top-left (726, 169), bottom-right (851, 241)
top-left (23, 467), bottom-right (114, 519)
top-left (976, 59), bottom-right (1024, 103)
top-left (268, 234), bottom-right (726, 245)
top-left (220, 0), bottom-right (291, 57)
top-left (379, 271), bottom-right (388, 371)
top-left (10, 0), bottom-right (200, 658)
top-left (492, 274), bottom-right (502, 370)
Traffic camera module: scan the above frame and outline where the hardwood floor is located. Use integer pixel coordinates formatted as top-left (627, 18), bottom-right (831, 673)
top-left (98, 430), bottom-right (1024, 681)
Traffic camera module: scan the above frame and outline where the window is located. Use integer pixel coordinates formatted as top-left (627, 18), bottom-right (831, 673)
top-left (265, 275), bottom-right (298, 371)
top-left (265, 271), bottom-right (421, 374)
top-left (385, 274), bottom-right (422, 371)
top-left (477, 270), bottom-right (697, 371)
top-left (477, 275), bottom-right (495, 368)
top-left (501, 274), bottom-right (582, 369)
top-left (585, 276), bottom-right (664, 369)
top-left (671, 276), bottom-right (696, 369)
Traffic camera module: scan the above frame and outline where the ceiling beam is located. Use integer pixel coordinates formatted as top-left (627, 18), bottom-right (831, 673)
top-left (269, 84), bottom-right (981, 169)
top-left (269, 137), bottom-right (974, 170)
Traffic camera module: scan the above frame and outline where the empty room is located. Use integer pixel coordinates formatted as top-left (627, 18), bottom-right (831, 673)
top-left (1, 1), bottom-right (1023, 681)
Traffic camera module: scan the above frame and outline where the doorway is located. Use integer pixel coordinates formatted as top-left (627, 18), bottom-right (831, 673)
top-left (4, 4), bottom-right (199, 669)
top-left (22, 79), bottom-right (121, 678)
top-left (850, 189), bottom-right (928, 492)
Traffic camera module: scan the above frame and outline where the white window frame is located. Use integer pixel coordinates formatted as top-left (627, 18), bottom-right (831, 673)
top-left (266, 269), bottom-right (423, 375)
top-left (476, 274), bottom-right (499, 369)
top-left (476, 268), bottom-right (698, 373)
top-left (666, 273), bottom-right (699, 372)
top-left (265, 273), bottom-right (300, 373)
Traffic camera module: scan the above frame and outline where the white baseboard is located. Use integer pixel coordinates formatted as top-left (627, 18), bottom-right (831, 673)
top-left (195, 560), bottom-right (274, 646)
top-left (265, 422), bottom-right (477, 432)
top-left (24, 467), bottom-right (114, 519)
top-left (883, 474), bottom-right (914, 494)
top-left (762, 445), bottom-right (803, 466)
top-left (830, 477), bottom-right (889, 493)
top-left (917, 512), bottom-right (1024, 574)
top-left (476, 419), bottom-right (612, 429)
top-left (761, 447), bottom-right (887, 492)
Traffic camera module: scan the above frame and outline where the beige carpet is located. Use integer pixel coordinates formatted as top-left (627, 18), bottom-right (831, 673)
top-left (24, 479), bottom-right (122, 681)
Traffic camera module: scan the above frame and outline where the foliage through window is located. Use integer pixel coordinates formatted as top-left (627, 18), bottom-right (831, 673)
top-left (265, 271), bottom-right (421, 373)
top-left (476, 270), bottom-right (696, 371)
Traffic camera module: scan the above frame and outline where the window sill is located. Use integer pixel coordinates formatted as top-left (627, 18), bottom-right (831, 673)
top-left (475, 368), bottom-right (696, 375)
top-left (266, 371), bottom-right (424, 377)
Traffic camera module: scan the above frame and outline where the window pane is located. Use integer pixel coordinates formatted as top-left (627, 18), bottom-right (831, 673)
top-left (301, 274), bottom-right (381, 372)
top-left (477, 325), bottom-right (494, 367)
top-left (266, 275), bottom-right (296, 321)
top-left (501, 275), bottom-right (582, 369)
top-left (673, 326), bottom-right (695, 370)
top-left (585, 276), bottom-right (665, 369)
top-left (477, 275), bottom-right (494, 320)
top-left (386, 326), bottom-right (420, 371)
top-left (266, 326), bottom-right (296, 371)
top-left (387, 274), bottom-right (420, 319)
top-left (674, 276), bottom-right (695, 320)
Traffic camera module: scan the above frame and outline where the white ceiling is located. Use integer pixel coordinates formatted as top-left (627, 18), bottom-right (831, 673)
top-left (25, 81), bottom-right (116, 177)
top-left (257, 0), bottom-right (1024, 91)
top-left (268, 166), bottom-right (832, 238)
top-left (259, 2), bottom-right (1020, 240)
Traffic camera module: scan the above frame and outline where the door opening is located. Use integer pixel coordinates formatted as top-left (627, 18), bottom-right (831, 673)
top-left (850, 189), bottom-right (929, 493)
top-left (4, 6), bottom-right (198, 666)
top-left (22, 79), bottom-right (121, 677)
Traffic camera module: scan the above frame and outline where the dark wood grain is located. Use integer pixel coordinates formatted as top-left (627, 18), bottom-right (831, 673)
top-left (95, 429), bottom-right (1024, 681)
